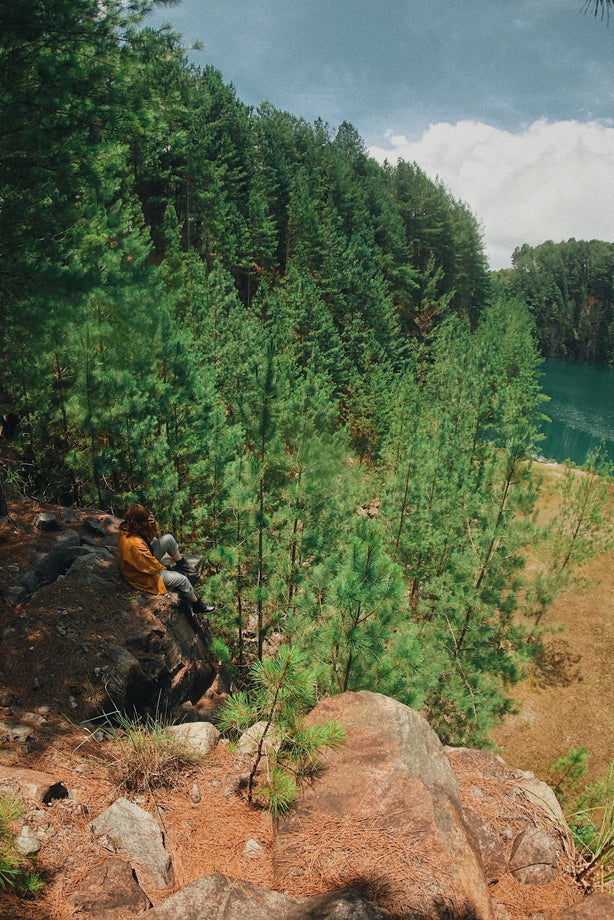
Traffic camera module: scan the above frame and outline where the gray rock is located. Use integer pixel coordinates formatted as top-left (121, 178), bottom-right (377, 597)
top-left (66, 546), bottom-right (115, 577)
top-left (20, 570), bottom-right (42, 594)
top-left (88, 797), bottom-right (174, 889)
top-left (4, 585), bottom-right (26, 601)
top-left (59, 507), bottom-right (79, 523)
top-left (22, 531), bottom-right (88, 592)
top-left (34, 512), bottom-right (59, 531)
top-left (68, 856), bottom-right (151, 918)
top-left (236, 720), bottom-right (282, 757)
top-left (14, 825), bottom-right (41, 855)
top-left (166, 721), bottom-right (220, 757)
top-left (512, 769), bottom-right (566, 824)
top-left (509, 826), bottom-right (559, 885)
top-left (462, 807), bottom-right (508, 881)
top-left (141, 873), bottom-right (388, 920)
top-left (244, 838), bottom-right (264, 856)
top-left (84, 515), bottom-right (107, 537)
top-left (287, 889), bottom-right (389, 919)
top-left (0, 722), bottom-right (34, 743)
top-left (143, 874), bottom-right (294, 920)
top-left (105, 644), bottom-right (144, 682)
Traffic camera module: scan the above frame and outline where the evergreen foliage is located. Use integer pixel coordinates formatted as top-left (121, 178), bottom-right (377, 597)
top-left (3, 0), bottom-right (610, 750)
top-left (217, 646), bottom-right (345, 814)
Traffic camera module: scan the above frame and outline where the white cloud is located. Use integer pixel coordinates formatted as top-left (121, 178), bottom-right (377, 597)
top-left (369, 119), bottom-right (614, 270)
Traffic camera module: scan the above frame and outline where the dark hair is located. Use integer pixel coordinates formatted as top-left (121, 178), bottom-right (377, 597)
top-left (120, 504), bottom-right (157, 541)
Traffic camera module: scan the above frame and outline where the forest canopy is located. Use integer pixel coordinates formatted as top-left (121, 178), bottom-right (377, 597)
top-left (3, 0), bottom-right (608, 747)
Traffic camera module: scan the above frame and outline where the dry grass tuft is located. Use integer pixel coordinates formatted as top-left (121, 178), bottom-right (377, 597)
top-left (76, 713), bottom-right (205, 794)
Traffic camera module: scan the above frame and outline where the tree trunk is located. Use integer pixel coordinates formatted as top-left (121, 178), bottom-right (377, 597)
top-left (0, 477), bottom-right (9, 521)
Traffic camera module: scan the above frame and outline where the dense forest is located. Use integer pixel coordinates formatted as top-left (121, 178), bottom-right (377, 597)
top-left (2, 0), bottom-right (611, 748)
top-left (498, 238), bottom-right (614, 361)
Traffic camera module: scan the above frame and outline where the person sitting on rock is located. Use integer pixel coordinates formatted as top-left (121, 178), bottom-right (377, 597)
top-left (118, 504), bottom-right (215, 616)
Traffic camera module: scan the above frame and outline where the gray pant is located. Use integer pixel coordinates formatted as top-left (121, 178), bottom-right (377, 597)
top-left (151, 534), bottom-right (193, 599)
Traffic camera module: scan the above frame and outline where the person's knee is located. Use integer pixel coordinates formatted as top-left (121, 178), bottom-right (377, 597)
top-left (152, 533), bottom-right (178, 561)
top-left (159, 533), bottom-right (178, 554)
top-left (161, 569), bottom-right (192, 598)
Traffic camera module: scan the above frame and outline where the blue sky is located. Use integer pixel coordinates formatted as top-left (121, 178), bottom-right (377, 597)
top-left (147, 0), bottom-right (614, 268)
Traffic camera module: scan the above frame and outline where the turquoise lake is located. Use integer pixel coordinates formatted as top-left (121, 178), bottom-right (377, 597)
top-left (538, 358), bottom-right (614, 466)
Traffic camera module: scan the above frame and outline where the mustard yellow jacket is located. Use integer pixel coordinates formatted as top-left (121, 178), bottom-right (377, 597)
top-left (118, 531), bottom-right (166, 594)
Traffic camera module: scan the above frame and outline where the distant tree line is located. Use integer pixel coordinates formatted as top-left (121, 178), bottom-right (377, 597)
top-left (2, 0), bottom-right (610, 747)
top-left (497, 239), bottom-right (614, 362)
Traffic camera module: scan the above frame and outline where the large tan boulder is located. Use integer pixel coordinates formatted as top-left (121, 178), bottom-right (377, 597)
top-left (273, 691), bottom-right (494, 920)
top-left (558, 892), bottom-right (614, 918)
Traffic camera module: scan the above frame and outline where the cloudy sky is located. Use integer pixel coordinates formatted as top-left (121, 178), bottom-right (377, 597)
top-left (147, 0), bottom-right (614, 269)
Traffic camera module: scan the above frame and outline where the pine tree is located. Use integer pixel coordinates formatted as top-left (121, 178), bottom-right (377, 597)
top-left (216, 645), bottom-right (345, 814)
top-left (297, 518), bottom-right (404, 695)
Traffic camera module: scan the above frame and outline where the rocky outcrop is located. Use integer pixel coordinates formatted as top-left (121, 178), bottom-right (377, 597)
top-left (0, 497), bottom-right (597, 920)
top-left (0, 506), bottom-right (219, 720)
top-left (274, 691), bottom-right (495, 920)
top-left (446, 747), bottom-right (570, 888)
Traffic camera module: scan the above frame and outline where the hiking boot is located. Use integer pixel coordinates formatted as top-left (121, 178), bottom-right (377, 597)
top-left (174, 556), bottom-right (198, 577)
top-left (193, 598), bottom-right (215, 615)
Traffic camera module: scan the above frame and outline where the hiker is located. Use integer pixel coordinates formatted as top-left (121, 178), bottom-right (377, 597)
top-left (118, 504), bottom-right (215, 616)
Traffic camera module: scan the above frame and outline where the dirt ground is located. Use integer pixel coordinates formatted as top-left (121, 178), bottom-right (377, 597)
top-left (492, 460), bottom-right (614, 788)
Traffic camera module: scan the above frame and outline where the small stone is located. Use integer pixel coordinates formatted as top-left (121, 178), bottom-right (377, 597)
top-left (244, 838), bottom-right (264, 856)
top-left (8, 564), bottom-right (19, 575)
top-left (0, 722), bottom-right (32, 743)
top-left (59, 508), bottom-right (79, 523)
top-left (5, 586), bottom-right (26, 600)
top-left (190, 784), bottom-right (201, 803)
top-left (34, 512), bottom-right (60, 532)
top-left (15, 826), bottom-right (41, 856)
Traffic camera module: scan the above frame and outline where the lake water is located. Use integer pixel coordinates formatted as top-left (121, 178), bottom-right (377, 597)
top-left (538, 358), bottom-right (614, 466)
